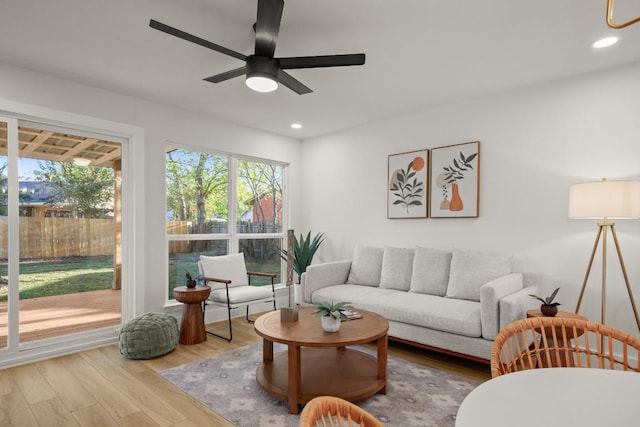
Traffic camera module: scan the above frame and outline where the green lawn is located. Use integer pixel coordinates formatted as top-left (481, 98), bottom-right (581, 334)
top-left (0, 254), bottom-right (281, 303)
top-left (0, 256), bottom-right (113, 302)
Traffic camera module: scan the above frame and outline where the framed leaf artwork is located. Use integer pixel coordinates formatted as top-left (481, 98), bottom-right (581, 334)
top-left (429, 141), bottom-right (480, 218)
top-left (387, 149), bottom-right (429, 219)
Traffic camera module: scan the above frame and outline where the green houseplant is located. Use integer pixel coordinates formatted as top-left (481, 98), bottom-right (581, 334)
top-left (312, 300), bottom-right (352, 332)
top-left (529, 287), bottom-right (561, 316)
top-left (279, 231), bottom-right (325, 283)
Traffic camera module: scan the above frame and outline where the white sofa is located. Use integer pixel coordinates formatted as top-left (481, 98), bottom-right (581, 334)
top-left (300, 246), bottom-right (536, 362)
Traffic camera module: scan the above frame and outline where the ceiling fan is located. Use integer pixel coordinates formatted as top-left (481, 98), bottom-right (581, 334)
top-left (149, 0), bottom-right (365, 95)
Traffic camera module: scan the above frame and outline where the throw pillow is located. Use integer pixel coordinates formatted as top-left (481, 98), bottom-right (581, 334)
top-left (346, 246), bottom-right (384, 286)
top-left (446, 249), bottom-right (512, 301)
top-left (409, 247), bottom-right (452, 296)
top-left (379, 247), bottom-right (415, 291)
top-left (199, 253), bottom-right (248, 288)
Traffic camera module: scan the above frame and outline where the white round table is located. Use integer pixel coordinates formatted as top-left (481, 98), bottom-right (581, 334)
top-left (456, 368), bottom-right (640, 427)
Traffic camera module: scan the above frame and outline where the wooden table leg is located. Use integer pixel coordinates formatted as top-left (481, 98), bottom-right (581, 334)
top-left (180, 302), bottom-right (207, 345)
top-left (263, 338), bottom-right (273, 361)
top-left (377, 334), bottom-right (388, 394)
top-left (287, 344), bottom-right (301, 414)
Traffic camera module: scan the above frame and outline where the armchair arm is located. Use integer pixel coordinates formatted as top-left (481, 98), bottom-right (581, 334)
top-left (200, 276), bottom-right (232, 285)
top-left (247, 271), bottom-right (276, 291)
top-left (480, 273), bottom-right (524, 340)
top-left (301, 260), bottom-right (352, 303)
top-left (247, 271), bottom-right (277, 278)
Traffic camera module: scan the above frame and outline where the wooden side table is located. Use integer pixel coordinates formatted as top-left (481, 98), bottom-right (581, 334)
top-left (526, 309), bottom-right (588, 367)
top-left (173, 285), bottom-right (211, 345)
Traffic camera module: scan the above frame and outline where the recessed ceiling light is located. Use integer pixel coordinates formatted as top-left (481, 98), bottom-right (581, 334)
top-left (592, 36), bottom-right (619, 49)
top-left (290, 123), bottom-right (302, 129)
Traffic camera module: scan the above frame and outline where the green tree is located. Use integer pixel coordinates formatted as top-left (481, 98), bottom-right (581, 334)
top-left (34, 161), bottom-right (114, 218)
top-left (165, 150), bottom-right (227, 227)
top-left (237, 160), bottom-right (283, 230)
top-left (0, 161), bottom-right (34, 216)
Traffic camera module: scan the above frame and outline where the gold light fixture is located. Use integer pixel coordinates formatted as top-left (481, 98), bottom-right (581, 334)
top-left (569, 178), bottom-right (640, 331)
top-left (607, 0), bottom-right (640, 29)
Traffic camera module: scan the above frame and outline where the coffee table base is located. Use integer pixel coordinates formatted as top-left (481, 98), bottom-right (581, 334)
top-left (256, 347), bottom-right (385, 414)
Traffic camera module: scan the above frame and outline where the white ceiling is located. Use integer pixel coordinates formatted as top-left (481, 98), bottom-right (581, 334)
top-left (1, 0), bottom-right (639, 140)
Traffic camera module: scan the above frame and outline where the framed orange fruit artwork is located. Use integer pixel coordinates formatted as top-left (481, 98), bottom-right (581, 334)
top-left (387, 149), bottom-right (429, 219)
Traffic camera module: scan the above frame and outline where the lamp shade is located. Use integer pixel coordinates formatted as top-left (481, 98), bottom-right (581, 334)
top-left (569, 179), bottom-right (640, 219)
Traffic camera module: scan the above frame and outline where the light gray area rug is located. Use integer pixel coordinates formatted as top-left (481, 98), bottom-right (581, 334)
top-left (160, 343), bottom-right (481, 427)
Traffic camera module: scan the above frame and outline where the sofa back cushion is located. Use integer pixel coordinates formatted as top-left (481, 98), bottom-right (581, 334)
top-left (409, 247), bottom-right (452, 296)
top-left (446, 249), bottom-right (512, 301)
top-left (379, 247), bottom-right (415, 291)
top-left (346, 246), bottom-right (384, 286)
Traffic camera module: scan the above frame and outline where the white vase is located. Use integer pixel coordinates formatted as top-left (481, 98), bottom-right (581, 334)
top-left (321, 316), bottom-right (341, 332)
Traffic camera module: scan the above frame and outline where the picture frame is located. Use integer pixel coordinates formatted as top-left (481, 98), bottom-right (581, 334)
top-left (387, 149), bottom-right (429, 219)
top-left (429, 141), bottom-right (480, 218)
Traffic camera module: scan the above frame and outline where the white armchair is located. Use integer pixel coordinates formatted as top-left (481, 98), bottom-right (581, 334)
top-left (199, 252), bottom-right (276, 341)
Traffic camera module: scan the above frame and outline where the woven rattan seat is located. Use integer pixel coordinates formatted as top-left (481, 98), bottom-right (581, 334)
top-left (299, 396), bottom-right (384, 427)
top-left (491, 316), bottom-right (640, 378)
top-left (119, 312), bottom-right (179, 360)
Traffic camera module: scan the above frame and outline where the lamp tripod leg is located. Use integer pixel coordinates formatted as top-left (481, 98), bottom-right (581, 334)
top-left (575, 225), bottom-right (603, 314)
top-left (610, 225), bottom-right (640, 332)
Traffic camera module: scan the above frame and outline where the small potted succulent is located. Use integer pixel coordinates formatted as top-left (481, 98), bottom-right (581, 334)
top-left (185, 272), bottom-right (197, 289)
top-left (312, 301), bottom-right (352, 332)
top-left (529, 287), bottom-right (561, 316)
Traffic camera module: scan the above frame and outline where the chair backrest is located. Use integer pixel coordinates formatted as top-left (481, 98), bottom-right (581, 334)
top-left (299, 396), bottom-right (384, 427)
top-left (491, 316), bottom-right (640, 377)
top-left (198, 253), bottom-right (249, 288)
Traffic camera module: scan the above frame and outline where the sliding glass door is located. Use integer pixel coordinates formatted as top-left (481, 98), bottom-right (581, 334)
top-left (0, 117), bottom-right (123, 351)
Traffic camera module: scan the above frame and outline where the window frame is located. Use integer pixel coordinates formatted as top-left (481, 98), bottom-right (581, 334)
top-left (165, 144), bottom-right (288, 302)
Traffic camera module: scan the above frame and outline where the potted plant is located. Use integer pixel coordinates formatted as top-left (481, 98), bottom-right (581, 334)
top-left (279, 231), bottom-right (325, 284)
top-left (185, 272), bottom-right (197, 288)
top-left (529, 287), bottom-right (561, 316)
top-left (312, 300), bottom-right (352, 332)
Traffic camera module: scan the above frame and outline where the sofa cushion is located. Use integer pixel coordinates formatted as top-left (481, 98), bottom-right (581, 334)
top-left (312, 285), bottom-right (482, 338)
top-left (346, 246), bottom-right (383, 286)
top-left (379, 247), bottom-right (414, 291)
top-left (410, 247), bottom-right (452, 296)
top-left (446, 249), bottom-right (511, 302)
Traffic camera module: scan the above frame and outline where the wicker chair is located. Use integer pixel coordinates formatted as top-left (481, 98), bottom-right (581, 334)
top-left (491, 316), bottom-right (640, 378)
top-left (299, 396), bottom-right (384, 427)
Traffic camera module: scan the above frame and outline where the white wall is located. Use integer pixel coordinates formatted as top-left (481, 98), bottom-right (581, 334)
top-left (300, 61), bottom-right (640, 335)
top-left (0, 61), bottom-right (303, 315)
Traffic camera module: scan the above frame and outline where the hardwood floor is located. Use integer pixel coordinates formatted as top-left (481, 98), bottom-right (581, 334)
top-left (0, 314), bottom-right (491, 426)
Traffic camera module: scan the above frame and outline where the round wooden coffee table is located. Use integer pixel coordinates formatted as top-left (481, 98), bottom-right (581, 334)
top-left (254, 306), bottom-right (389, 415)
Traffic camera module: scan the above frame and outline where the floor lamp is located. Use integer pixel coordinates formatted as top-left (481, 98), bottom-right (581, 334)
top-left (569, 178), bottom-right (640, 332)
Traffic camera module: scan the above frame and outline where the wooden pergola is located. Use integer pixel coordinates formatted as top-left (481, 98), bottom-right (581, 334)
top-left (0, 124), bottom-right (123, 289)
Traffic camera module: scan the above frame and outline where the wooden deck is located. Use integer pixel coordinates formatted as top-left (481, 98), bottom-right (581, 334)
top-left (0, 289), bottom-right (121, 347)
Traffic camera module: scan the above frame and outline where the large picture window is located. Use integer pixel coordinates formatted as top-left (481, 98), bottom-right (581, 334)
top-left (166, 147), bottom-right (285, 299)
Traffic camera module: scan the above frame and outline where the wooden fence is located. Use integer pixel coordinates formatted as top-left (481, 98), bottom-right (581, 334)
top-left (0, 217), bottom-right (114, 259)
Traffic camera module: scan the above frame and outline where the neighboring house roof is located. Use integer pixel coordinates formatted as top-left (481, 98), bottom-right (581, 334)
top-left (18, 181), bottom-right (57, 205)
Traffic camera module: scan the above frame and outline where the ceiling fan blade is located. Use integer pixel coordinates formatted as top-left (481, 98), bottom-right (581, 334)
top-left (203, 66), bottom-right (247, 83)
top-left (277, 69), bottom-right (312, 95)
top-left (278, 54), bottom-right (366, 69)
top-left (255, 0), bottom-right (284, 57)
top-left (149, 19), bottom-right (247, 62)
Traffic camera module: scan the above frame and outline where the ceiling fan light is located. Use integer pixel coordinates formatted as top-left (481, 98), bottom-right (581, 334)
top-left (73, 157), bottom-right (91, 166)
top-left (246, 75), bottom-right (278, 92)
